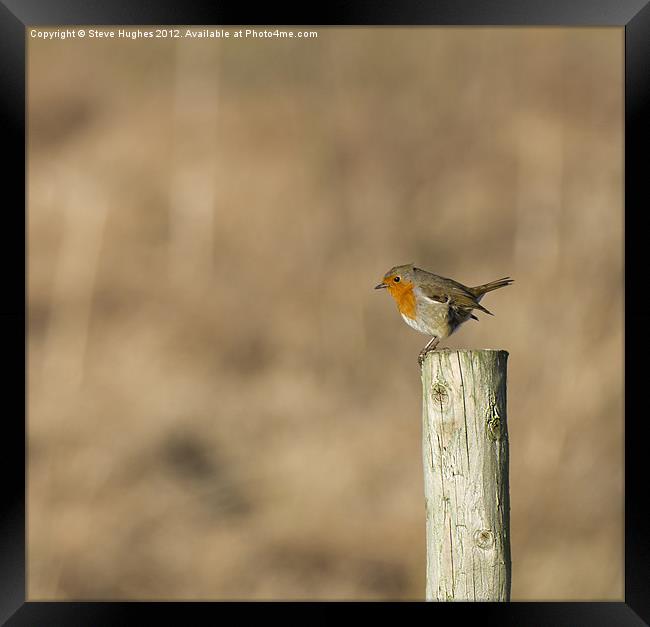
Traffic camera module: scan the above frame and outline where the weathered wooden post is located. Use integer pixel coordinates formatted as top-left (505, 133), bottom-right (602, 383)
top-left (421, 349), bottom-right (511, 601)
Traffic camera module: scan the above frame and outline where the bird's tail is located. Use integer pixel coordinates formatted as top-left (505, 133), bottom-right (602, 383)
top-left (470, 277), bottom-right (514, 298)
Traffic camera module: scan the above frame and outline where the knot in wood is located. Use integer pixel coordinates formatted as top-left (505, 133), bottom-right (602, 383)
top-left (474, 528), bottom-right (494, 550)
top-left (486, 402), bottom-right (502, 440)
top-left (431, 383), bottom-right (449, 406)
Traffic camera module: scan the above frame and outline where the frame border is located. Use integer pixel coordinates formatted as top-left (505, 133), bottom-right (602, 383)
top-left (4, 1), bottom-right (648, 623)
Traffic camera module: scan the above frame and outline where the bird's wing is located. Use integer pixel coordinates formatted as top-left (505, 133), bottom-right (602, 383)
top-left (416, 283), bottom-right (449, 304)
top-left (418, 280), bottom-right (493, 316)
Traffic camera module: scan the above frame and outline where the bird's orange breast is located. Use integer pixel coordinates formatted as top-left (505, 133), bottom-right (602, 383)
top-left (387, 281), bottom-right (417, 319)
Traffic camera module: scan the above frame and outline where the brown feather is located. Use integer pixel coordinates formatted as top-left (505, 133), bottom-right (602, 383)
top-left (469, 277), bottom-right (514, 297)
top-left (418, 280), bottom-right (491, 314)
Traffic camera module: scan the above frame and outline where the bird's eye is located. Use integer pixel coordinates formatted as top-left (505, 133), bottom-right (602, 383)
top-left (394, 277), bottom-right (400, 283)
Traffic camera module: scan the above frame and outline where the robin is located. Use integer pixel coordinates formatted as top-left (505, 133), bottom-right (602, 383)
top-left (374, 264), bottom-right (513, 365)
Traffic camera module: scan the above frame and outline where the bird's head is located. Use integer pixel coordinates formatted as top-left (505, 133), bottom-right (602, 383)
top-left (374, 263), bottom-right (417, 297)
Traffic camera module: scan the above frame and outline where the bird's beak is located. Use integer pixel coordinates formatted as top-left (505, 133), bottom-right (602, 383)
top-left (374, 282), bottom-right (388, 290)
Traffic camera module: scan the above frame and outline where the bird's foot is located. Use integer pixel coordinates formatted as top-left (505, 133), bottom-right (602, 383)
top-left (418, 337), bottom-right (440, 367)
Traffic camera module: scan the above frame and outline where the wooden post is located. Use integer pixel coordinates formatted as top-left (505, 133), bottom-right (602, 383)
top-left (421, 349), bottom-right (511, 601)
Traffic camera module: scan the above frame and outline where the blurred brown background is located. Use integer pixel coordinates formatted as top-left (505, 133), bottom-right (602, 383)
top-left (27, 27), bottom-right (623, 600)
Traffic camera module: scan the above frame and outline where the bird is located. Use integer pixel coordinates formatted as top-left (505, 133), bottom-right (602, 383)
top-left (374, 263), bottom-right (513, 366)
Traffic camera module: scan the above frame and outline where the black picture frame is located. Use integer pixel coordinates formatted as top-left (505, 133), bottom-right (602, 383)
top-left (3, 1), bottom-right (648, 624)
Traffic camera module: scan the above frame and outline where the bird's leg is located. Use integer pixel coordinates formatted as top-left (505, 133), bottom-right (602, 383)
top-left (418, 336), bottom-right (440, 366)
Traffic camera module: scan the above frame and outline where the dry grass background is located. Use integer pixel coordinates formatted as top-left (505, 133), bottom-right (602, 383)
top-left (27, 27), bottom-right (623, 600)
